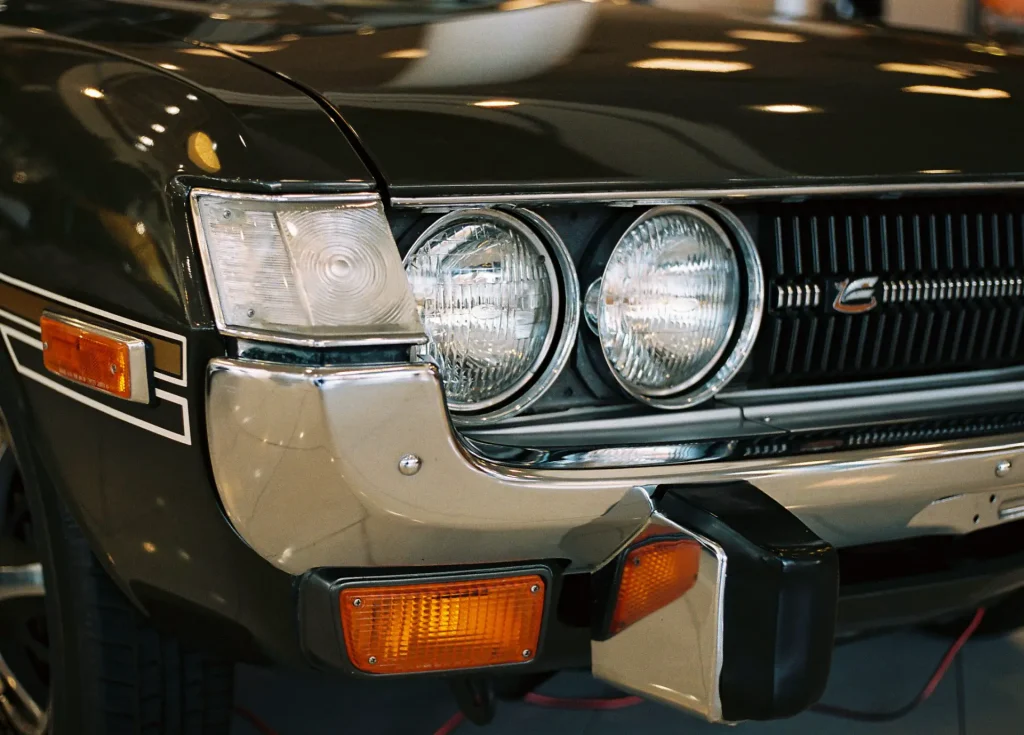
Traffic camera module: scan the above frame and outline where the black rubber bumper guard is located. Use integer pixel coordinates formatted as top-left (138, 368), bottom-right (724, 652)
top-left (589, 482), bottom-right (840, 722)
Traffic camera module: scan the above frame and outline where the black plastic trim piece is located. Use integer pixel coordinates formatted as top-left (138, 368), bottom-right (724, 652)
top-left (657, 482), bottom-right (839, 721)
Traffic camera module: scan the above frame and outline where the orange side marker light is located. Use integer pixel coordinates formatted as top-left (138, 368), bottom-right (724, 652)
top-left (40, 313), bottom-right (149, 403)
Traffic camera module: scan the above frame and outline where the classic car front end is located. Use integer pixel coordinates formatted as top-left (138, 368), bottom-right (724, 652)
top-left (3, 0), bottom-right (1024, 732)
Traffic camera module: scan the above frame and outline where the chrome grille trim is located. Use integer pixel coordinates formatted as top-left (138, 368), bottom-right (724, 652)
top-left (879, 276), bottom-right (1023, 303)
top-left (774, 283), bottom-right (821, 309)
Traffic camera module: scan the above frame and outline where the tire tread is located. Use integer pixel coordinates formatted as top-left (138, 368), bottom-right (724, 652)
top-left (56, 502), bottom-right (233, 734)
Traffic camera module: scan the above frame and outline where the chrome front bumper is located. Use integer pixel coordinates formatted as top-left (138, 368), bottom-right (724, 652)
top-left (207, 358), bottom-right (1024, 722)
top-left (207, 358), bottom-right (1024, 575)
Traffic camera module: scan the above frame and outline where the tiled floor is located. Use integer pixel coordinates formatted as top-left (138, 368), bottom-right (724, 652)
top-left (230, 625), bottom-right (1024, 734)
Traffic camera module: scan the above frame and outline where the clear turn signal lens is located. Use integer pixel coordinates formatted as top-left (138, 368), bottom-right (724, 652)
top-left (599, 206), bottom-right (740, 399)
top-left (192, 190), bottom-right (422, 345)
top-left (405, 210), bottom-right (559, 412)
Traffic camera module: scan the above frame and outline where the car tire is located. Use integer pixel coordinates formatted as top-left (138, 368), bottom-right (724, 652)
top-left (3, 428), bottom-right (234, 735)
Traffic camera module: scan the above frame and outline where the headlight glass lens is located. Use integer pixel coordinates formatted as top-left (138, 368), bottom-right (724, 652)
top-left (405, 211), bottom-right (558, 412)
top-left (599, 207), bottom-right (739, 397)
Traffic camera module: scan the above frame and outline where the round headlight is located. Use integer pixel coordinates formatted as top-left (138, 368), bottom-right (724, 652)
top-left (598, 205), bottom-right (761, 406)
top-left (405, 209), bottom-right (577, 419)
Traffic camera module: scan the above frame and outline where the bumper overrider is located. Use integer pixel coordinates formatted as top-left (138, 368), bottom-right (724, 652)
top-left (206, 358), bottom-right (1024, 722)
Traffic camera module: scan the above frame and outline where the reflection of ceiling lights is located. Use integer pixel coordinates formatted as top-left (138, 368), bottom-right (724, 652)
top-left (471, 99), bottom-right (520, 108)
top-left (209, 12), bottom-right (230, 20)
top-left (499, 0), bottom-right (548, 9)
top-left (218, 43), bottom-right (287, 55)
top-left (967, 42), bottom-right (1007, 57)
top-left (82, 87), bottom-right (104, 99)
top-left (649, 40), bottom-right (744, 53)
top-left (919, 169), bottom-right (960, 174)
top-left (152, 124), bottom-right (166, 133)
top-left (381, 48), bottom-right (428, 60)
top-left (166, 106), bottom-right (181, 115)
top-left (629, 58), bottom-right (753, 72)
top-left (750, 104), bottom-right (821, 114)
top-left (903, 85), bottom-right (1009, 99)
top-left (727, 29), bottom-right (804, 43)
top-left (181, 48), bottom-right (224, 57)
top-left (877, 62), bottom-right (969, 79)
top-left (158, 63), bottom-right (182, 71)
top-left (188, 131), bottom-right (221, 173)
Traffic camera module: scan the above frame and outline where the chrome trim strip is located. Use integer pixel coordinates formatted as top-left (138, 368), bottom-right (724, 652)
top-left (464, 404), bottom-right (766, 447)
top-left (41, 311), bottom-right (150, 404)
top-left (190, 188), bottom-right (426, 349)
top-left (740, 379), bottom-right (1024, 428)
top-left (2, 325), bottom-right (191, 445)
top-left (999, 497), bottom-right (1024, 522)
top-left (210, 329), bottom-right (427, 349)
top-left (720, 364), bottom-right (1024, 404)
top-left (390, 179), bottom-right (1024, 208)
top-left (0, 271), bottom-right (187, 387)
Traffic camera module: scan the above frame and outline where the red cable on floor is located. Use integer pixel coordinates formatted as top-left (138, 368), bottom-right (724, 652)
top-left (234, 706), bottom-right (282, 735)
top-left (811, 607), bottom-right (986, 722)
top-left (432, 711), bottom-right (467, 735)
top-left (522, 692), bottom-right (644, 711)
top-left (238, 607), bottom-right (988, 735)
top-left (432, 607), bottom-right (986, 732)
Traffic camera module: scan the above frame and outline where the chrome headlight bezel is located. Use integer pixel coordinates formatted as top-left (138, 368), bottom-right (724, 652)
top-left (404, 207), bottom-right (580, 425)
top-left (597, 203), bottom-right (763, 409)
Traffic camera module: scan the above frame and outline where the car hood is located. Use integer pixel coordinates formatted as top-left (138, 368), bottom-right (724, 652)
top-left (43, 1), bottom-right (1024, 195)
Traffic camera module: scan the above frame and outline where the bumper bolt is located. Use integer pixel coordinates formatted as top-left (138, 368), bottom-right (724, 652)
top-left (530, 584), bottom-right (540, 594)
top-left (522, 649), bottom-right (532, 658)
top-left (996, 460), bottom-right (1012, 477)
top-left (368, 656), bottom-right (377, 665)
top-left (352, 598), bottom-right (362, 607)
top-left (398, 454), bottom-right (422, 476)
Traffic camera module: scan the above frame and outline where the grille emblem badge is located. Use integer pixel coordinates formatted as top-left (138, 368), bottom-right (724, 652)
top-left (832, 276), bottom-right (879, 314)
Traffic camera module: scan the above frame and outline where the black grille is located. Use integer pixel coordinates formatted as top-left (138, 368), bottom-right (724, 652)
top-left (745, 196), bottom-right (1024, 388)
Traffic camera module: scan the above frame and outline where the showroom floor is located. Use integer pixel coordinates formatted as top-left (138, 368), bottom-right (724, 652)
top-left (230, 623), bottom-right (1024, 734)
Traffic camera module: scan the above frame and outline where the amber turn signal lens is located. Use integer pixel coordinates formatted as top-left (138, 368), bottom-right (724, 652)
top-left (40, 315), bottom-right (144, 401)
top-left (340, 574), bottom-right (545, 674)
top-left (610, 537), bottom-right (701, 635)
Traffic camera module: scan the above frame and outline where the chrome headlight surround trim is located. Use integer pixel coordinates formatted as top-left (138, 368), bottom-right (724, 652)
top-left (404, 207), bottom-right (580, 425)
top-left (599, 203), bottom-right (763, 410)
